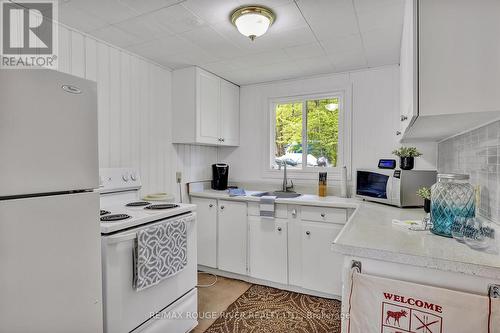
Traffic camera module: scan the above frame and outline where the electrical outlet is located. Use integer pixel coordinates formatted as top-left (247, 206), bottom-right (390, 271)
top-left (176, 171), bottom-right (182, 184)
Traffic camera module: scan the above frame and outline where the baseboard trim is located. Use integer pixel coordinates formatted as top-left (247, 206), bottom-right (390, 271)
top-left (197, 265), bottom-right (341, 301)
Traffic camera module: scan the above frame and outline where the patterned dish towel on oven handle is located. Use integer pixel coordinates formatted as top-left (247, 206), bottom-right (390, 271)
top-left (133, 214), bottom-right (193, 291)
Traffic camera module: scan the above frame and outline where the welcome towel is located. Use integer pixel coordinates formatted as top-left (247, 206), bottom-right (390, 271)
top-left (347, 271), bottom-right (499, 333)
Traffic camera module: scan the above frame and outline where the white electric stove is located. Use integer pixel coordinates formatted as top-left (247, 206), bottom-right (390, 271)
top-left (99, 168), bottom-right (198, 333)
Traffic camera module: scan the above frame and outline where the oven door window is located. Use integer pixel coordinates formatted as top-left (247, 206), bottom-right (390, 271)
top-left (356, 171), bottom-right (389, 199)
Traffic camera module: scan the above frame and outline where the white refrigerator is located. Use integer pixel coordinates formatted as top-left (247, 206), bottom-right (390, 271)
top-left (0, 69), bottom-right (103, 333)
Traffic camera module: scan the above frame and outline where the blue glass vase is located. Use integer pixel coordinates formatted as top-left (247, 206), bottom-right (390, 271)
top-left (430, 174), bottom-right (475, 237)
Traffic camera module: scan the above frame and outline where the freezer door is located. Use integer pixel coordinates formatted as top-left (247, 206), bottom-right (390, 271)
top-left (0, 192), bottom-right (103, 333)
top-left (0, 69), bottom-right (98, 197)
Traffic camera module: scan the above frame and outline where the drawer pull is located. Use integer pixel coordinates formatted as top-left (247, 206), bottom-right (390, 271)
top-left (277, 227), bottom-right (282, 232)
top-left (209, 204), bottom-right (213, 208)
top-left (320, 213), bottom-right (326, 218)
top-left (305, 231), bottom-right (311, 236)
top-left (220, 205), bottom-right (225, 210)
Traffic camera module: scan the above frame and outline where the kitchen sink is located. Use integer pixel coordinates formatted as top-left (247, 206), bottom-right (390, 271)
top-left (252, 191), bottom-right (302, 198)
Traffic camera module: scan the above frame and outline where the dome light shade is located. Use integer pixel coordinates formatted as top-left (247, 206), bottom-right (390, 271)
top-left (231, 6), bottom-right (275, 41)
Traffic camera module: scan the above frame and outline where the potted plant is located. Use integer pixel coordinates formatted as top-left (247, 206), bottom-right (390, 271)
top-left (392, 146), bottom-right (422, 170)
top-left (417, 187), bottom-right (431, 213)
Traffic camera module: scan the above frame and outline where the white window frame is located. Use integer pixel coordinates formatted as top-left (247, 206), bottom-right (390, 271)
top-left (263, 89), bottom-right (352, 181)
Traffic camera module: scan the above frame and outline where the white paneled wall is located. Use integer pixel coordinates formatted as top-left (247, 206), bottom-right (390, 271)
top-left (55, 24), bottom-right (215, 197)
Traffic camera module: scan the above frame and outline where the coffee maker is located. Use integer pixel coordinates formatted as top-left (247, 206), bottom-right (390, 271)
top-left (211, 163), bottom-right (229, 190)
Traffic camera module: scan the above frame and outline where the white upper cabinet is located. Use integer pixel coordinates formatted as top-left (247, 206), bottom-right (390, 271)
top-left (198, 70), bottom-right (220, 145)
top-left (399, 0), bottom-right (418, 136)
top-left (220, 80), bottom-right (240, 146)
top-left (172, 67), bottom-right (240, 146)
top-left (400, 0), bottom-right (500, 141)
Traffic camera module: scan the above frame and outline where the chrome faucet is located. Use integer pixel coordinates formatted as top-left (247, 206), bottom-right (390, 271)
top-left (280, 160), bottom-right (294, 192)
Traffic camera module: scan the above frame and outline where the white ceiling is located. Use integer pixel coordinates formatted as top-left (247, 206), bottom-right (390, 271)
top-left (56, 0), bottom-right (404, 85)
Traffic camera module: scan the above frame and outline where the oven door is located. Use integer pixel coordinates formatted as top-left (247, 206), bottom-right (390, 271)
top-left (101, 213), bottom-right (197, 333)
top-left (355, 170), bottom-right (393, 205)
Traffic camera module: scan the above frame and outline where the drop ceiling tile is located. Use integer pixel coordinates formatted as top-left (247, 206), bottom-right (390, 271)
top-left (70, 0), bottom-right (140, 24)
top-left (362, 27), bottom-right (401, 52)
top-left (117, 0), bottom-right (183, 14)
top-left (90, 25), bottom-right (142, 48)
top-left (181, 0), bottom-right (242, 25)
top-left (356, 2), bottom-right (404, 33)
top-left (127, 34), bottom-right (200, 59)
top-left (223, 25), bottom-right (317, 52)
top-left (293, 56), bottom-right (335, 74)
top-left (328, 51), bottom-right (367, 72)
top-left (365, 46), bottom-right (400, 67)
top-left (180, 26), bottom-right (244, 59)
top-left (155, 49), bottom-right (219, 69)
top-left (284, 42), bottom-right (326, 60)
top-left (56, 3), bottom-right (108, 32)
top-left (148, 4), bottom-right (206, 34)
top-left (321, 34), bottom-right (364, 56)
top-left (296, 0), bottom-right (359, 39)
top-left (203, 60), bottom-right (242, 73)
top-left (230, 49), bottom-right (291, 69)
top-left (269, 3), bottom-right (308, 33)
top-left (113, 15), bottom-right (172, 41)
top-left (354, 0), bottom-right (404, 13)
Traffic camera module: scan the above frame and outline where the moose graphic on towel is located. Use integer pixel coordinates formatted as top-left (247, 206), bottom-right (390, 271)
top-left (381, 302), bottom-right (442, 333)
top-left (385, 309), bottom-right (407, 326)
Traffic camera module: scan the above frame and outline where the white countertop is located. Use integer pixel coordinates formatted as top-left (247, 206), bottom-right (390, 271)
top-left (189, 189), bottom-right (358, 208)
top-left (190, 189), bottom-right (500, 279)
top-left (335, 202), bottom-right (500, 279)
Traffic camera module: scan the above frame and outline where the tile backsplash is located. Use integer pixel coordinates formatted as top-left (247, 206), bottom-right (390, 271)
top-left (438, 120), bottom-right (500, 223)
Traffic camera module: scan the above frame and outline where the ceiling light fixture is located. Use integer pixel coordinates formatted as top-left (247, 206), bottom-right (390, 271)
top-left (230, 5), bottom-right (275, 41)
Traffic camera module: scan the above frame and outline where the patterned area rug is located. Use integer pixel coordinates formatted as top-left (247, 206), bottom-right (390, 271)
top-left (204, 284), bottom-right (342, 333)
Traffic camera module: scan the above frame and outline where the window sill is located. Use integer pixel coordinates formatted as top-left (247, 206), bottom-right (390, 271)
top-left (262, 169), bottom-right (350, 181)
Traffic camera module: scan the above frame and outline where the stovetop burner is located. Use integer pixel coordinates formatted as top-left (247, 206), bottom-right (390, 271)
top-left (100, 210), bottom-right (110, 216)
top-left (144, 204), bottom-right (180, 210)
top-left (100, 214), bottom-right (132, 222)
top-left (125, 201), bottom-right (151, 207)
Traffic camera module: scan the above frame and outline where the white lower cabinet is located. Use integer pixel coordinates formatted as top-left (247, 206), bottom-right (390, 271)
top-left (192, 196), bottom-right (346, 296)
top-left (248, 217), bottom-right (288, 284)
top-left (300, 222), bottom-right (344, 295)
top-left (217, 200), bottom-right (247, 275)
top-left (191, 197), bottom-right (217, 268)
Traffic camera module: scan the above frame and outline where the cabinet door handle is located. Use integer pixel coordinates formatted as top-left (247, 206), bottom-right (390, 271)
top-left (221, 138), bottom-right (225, 142)
top-left (220, 205), bottom-right (225, 210)
top-left (277, 227), bottom-right (282, 232)
top-left (291, 209), bottom-right (297, 217)
top-left (305, 231), bottom-right (311, 236)
top-left (209, 204), bottom-right (213, 208)
top-left (401, 115), bottom-right (408, 121)
top-left (396, 131), bottom-right (401, 136)
top-left (320, 213), bottom-right (326, 218)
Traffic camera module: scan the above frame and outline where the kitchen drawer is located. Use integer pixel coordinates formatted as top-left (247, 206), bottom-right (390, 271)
top-left (300, 206), bottom-right (347, 224)
top-left (248, 202), bottom-right (287, 218)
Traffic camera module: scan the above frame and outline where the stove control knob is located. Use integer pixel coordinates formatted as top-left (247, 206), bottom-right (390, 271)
top-left (130, 173), bottom-right (137, 181)
top-left (122, 174), bottom-right (129, 182)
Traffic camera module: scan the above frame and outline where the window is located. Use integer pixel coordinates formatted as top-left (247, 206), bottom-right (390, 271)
top-left (270, 94), bottom-right (346, 175)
